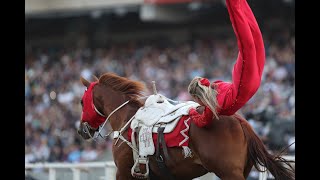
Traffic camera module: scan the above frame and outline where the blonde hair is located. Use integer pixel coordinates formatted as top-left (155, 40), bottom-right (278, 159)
top-left (188, 76), bottom-right (219, 119)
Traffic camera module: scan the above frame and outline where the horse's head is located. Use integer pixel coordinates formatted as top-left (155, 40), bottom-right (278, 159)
top-left (77, 73), bottom-right (146, 140)
top-left (77, 75), bottom-right (103, 140)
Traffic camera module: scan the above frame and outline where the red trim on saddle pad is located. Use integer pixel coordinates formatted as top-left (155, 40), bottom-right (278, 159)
top-left (127, 115), bottom-right (191, 148)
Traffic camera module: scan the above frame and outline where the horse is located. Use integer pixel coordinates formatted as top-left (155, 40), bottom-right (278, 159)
top-left (77, 72), bottom-right (295, 180)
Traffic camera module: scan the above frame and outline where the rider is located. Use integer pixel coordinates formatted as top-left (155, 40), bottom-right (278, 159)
top-left (188, 0), bottom-right (265, 128)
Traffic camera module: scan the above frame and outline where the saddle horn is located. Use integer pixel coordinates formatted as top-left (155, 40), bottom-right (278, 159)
top-left (152, 81), bottom-right (157, 95)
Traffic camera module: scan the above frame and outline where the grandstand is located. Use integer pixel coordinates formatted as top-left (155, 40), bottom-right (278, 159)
top-left (25, 0), bottom-right (295, 179)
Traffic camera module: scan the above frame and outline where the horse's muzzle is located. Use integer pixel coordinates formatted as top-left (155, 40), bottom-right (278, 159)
top-left (77, 123), bottom-right (95, 140)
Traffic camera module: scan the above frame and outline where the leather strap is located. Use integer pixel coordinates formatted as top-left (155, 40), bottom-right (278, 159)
top-left (155, 127), bottom-right (175, 180)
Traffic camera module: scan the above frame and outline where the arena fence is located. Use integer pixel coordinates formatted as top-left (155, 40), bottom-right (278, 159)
top-left (25, 155), bottom-right (294, 180)
top-left (25, 161), bottom-right (117, 180)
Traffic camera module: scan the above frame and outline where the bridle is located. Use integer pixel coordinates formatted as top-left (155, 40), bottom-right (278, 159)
top-left (82, 96), bottom-right (149, 152)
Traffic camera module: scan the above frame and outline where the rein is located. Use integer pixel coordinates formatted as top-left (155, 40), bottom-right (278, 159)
top-left (95, 100), bottom-right (130, 139)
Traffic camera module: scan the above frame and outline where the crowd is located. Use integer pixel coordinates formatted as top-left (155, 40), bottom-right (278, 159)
top-left (25, 20), bottom-right (295, 164)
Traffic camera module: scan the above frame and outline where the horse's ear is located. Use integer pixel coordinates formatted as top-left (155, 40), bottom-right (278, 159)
top-left (80, 76), bottom-right (91, 88)
top-left (92, 75), bottom-right (99, 82)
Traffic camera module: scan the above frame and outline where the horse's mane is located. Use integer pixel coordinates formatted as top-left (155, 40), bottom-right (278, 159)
top-left (98, 72), bottom-right (146, 106)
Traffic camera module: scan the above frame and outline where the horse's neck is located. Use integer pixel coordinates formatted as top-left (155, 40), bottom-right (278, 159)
top-left (126, 105), bottom-right (140, 123)
top-left (113, 104), bottom-right (140, 131)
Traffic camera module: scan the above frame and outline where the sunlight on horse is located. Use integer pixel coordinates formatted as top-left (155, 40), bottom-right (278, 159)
top-left (77, 72), bottom-right (295, 180)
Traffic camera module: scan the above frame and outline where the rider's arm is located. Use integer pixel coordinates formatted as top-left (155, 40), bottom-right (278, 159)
top-left (189, 106), bottom-right (214, 128)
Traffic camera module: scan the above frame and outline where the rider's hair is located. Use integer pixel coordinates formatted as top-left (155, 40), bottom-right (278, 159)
top-left (188, 77), bottom-right (219, 119)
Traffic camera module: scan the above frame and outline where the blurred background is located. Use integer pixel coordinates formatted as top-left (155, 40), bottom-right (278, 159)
top-left (25, 0), bottom-right (295, 179)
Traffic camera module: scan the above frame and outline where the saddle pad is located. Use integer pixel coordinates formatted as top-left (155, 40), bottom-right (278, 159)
top-left (128, 115), bottom-right (192, 148)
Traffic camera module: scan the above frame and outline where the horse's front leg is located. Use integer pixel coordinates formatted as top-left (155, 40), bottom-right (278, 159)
top-left (113, 141), bottom-right (139, 180)
top-left (116, 168), bottom-right (137, 180)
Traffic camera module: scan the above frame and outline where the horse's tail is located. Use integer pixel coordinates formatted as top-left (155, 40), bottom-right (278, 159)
top-left (238, 116), bottom-right (295, 180)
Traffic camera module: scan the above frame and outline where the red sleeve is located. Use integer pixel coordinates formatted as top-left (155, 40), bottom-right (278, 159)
top-left (215, 0), bottom-right (265, 115)
top-left (189, 107), bottom-right (214, 128)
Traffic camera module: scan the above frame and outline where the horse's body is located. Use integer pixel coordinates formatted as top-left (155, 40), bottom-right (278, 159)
top-left (78, 73), bottom-right (295, 180)
top-left (141, 113), bottom-right (252, 180)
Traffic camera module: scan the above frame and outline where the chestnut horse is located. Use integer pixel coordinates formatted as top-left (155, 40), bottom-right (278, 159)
top-left (77, 72), bottom-right (295, 180)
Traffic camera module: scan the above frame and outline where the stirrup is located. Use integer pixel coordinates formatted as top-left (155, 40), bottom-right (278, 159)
top-left (131, 156), bottom-right (149, 179)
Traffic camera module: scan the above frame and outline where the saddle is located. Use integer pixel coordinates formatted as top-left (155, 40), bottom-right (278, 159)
top-left (131, 94), bottom-right (199, 133)
top-left (130, 93), bottom-right (199, 179)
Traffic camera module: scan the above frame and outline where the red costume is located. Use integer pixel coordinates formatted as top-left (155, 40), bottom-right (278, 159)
top-left (190, 0), bottom-right (265, 127)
